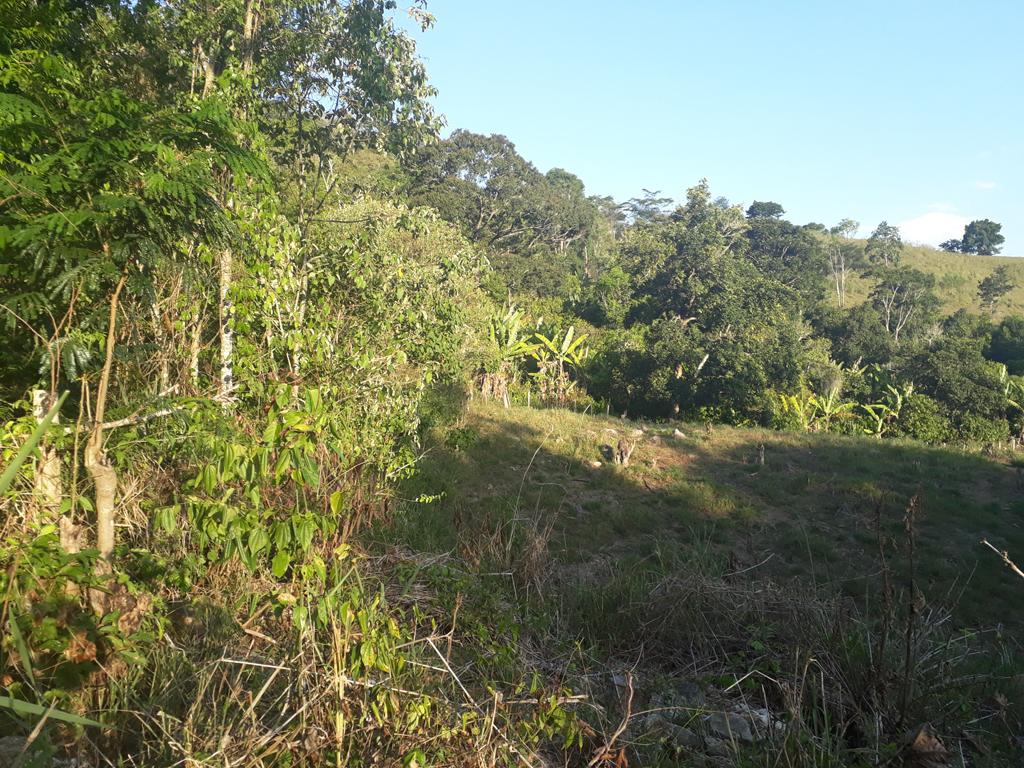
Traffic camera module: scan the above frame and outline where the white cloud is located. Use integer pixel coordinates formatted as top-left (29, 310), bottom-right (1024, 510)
top-left (973, 181), bottom-right (997, 189)
top-left (897, 212), bottom-right (968, 247)
top-left (928, 202), bottom-right (957, 212)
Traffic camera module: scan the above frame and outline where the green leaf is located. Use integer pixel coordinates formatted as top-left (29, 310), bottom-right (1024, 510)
top-left (273, 522), bottom-right (292, 549)
top-left (295, 520), bottom-right (315, 552)
top-left (330, 491), bottom-right (344, 515)
top-left (248, 528), bottom-right (270, 557)
top-left (0, 696), bottom-right (104, 728)
top-left (7, 616), bottom-right (34, 691)
top-left (271, 551), bottom-right (291, 578)
top-left (0, 392), bottom-right (68, 496)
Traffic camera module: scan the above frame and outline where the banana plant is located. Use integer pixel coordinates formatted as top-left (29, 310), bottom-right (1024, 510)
top-left (488, 303), bottom-right (540, 364)
top-left (1001, 366), bottom-right (1024, 415)
top-left (809, 387), bottom-right (858, 432)
top-left (861, 383), bottom-right (913, 439)
top-left (528, 326), bottom-right (590, 404)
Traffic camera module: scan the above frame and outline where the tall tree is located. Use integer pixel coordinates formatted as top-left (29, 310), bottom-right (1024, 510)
top-left (823, 218), bottom-right (859, 308)
top-left (865, 221), bottom-right (903, 267)
top-left (745, 200), bottom-right (785, 219)
top-left (869, 266), bottom-right (937, 344)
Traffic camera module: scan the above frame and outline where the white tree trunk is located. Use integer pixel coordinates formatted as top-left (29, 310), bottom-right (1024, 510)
top-left (31, 389), bottom-right (61, 521)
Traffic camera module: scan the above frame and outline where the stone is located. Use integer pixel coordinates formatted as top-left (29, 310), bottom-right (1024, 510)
top-left (666, 723), bottom-right (703, 750)
top-left (630, 428), bottom-right (644, 437)
top-left (589, 460), bottom-right (602, 468)
top-left (703, 736), bottom-right (733, 756)
top-left (676, 682), bottom-right (706, 708)
top-left (644, 714), bottom-right (703, 751)
top-left (705, 712), bottom-right (754, 743)
top-left (649, 435), bottom-right (661, 445)
top-left (673, 428), bottom-right (686, 439)
top-left (0, 736), bottom-right (42, 765)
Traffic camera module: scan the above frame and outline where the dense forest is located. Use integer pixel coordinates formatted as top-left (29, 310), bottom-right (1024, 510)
top-left (1, 0), bottom-right (1023, 765)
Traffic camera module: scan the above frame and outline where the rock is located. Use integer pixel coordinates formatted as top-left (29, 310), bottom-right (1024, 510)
top-left (0, 736), bottom-right (43, 765)
top-left (630, 428), bottom-right (644, 437)
top-left (732, 705), bottom-right (784, 737)
top-left (673, 428), bottom-right (686, 439)
top-left (666, 724), bottom-right (703, 750)
top-left (645, 714), bottom-right (703, 751)
top-left (703, 736), bottom-right (734, 756)
top-left (677, 682), bottom-right (706, 708)
top-left (705, 712), bottom-right (754, 743)
top-left (589, 460), bottom-right (602, 468)
top-left (649, 435), bottom-right (661, 445)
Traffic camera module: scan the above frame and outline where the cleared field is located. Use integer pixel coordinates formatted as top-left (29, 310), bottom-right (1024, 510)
top-left (396, 399), bottom-right (1024, 634)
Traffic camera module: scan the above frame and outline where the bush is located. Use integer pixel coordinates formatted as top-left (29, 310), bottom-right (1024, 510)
top-left (954, 413), bottom-right (1010, 443)
top-left (891, 394), bottom-right (950, 443)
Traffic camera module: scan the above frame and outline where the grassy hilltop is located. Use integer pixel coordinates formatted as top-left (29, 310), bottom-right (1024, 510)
top-left (839, 241), bottom-right (1024, 319)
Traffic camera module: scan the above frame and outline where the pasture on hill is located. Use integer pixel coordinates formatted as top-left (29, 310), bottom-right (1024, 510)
top-left (841, 241), bottom-right (1024, 319)
top-left (393, 399), bottom-right (1024, 635)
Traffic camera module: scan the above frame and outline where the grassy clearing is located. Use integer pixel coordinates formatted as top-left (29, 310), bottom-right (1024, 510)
top-left (394, 399), bottom-right (1024, 634)
top-left (379, 397), bottom-right (1024, 766)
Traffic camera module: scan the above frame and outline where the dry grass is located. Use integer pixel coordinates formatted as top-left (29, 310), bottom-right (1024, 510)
top-left (837, 240), bottom-right (1024, 319)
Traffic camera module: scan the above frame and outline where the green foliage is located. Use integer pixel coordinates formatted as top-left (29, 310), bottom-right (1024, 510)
top-left (745, 200), bottom-right (785, 219)
top-left (960, 218), bottom-right (1004, 255)
top-left (527, 325), bottom-right (590, 406)
top-left (865, 220), bottom-right (903, 267)
top-left (891, 393), bottom-right (949, 443)
top-left (0, 392), bottom-right (66, 496)
top-left (978, 265), bottom-right (1015, 313)
top-left (867, 265), bottom-right (938, 344)
top-left (860, 383), bottom-right (912, 438)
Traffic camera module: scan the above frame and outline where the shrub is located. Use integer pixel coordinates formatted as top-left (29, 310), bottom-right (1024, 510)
top-left (954, 413), bottom-right (1010, 443)
top-left (891, 394), bottom-right (950, 443)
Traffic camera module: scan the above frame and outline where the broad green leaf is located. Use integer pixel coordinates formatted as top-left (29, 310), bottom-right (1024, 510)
top-left (271, 550), bottom-right (291, 578)
top-left (0, 696), bottom-right (104, 728)
top-left (296, 520), bottom-right (315, 551)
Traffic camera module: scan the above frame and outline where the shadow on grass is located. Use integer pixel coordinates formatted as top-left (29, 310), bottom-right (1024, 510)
top-left (379, 400), bottom-right (1024, 634)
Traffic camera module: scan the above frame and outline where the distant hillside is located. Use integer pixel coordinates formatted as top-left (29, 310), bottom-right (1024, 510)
top-left (839, 241), bottom-right (1024, 319)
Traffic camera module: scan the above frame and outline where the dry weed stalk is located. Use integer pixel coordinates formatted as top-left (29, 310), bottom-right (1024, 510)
top-left (981, 539), bottom-right (1024, 582)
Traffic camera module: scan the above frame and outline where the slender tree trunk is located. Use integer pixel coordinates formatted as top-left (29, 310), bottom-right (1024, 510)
top-left (151, 301), bottom-right (171, 395)
top-left (198, 42), bottom-right (216, 98)
top-left (840, 260), bottom-right (846, 307)
top-left (86, 272), bottom-right (127, 562)
top-left (242, 0), bottom-right (260, 76)
top-left (31, 390), bottom-right (62, 521)
top-left (219, 248), bottom-right (234, 399)
top-left (189, 314), bottom-right (202, 389)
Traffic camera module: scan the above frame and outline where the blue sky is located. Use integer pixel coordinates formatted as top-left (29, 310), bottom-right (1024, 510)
top-left (401, 0), bottom-right (1023, 255)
